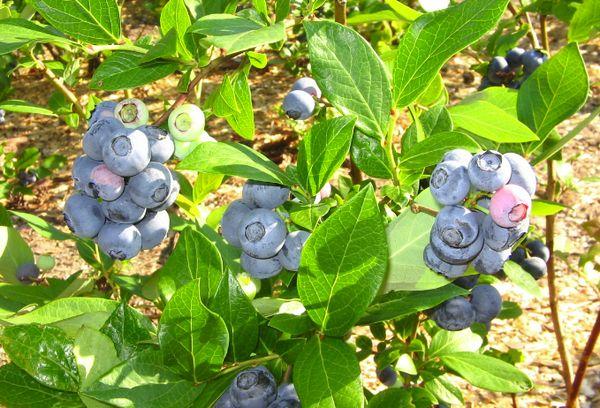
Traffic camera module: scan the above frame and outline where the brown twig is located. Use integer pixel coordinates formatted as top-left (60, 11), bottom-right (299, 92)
top-left (507, 1), bottom-right (540, 49)
top-left (567, 307), bottom-right (600, 407)
top-left (410, 203), bottom-right (438, 217)
top-left (282, 364), bottom-right (293, 383)
top-left (511, 393), bottom-right (518, 408)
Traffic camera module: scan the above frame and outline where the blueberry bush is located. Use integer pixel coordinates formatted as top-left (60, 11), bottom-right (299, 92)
top-left (0, 0), bottom-right (598, 407)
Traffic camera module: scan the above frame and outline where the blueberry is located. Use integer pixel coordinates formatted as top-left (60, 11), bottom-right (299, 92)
top-left (102, 128), bottom-right (151, 177)
top-left (468, 150), bottom-right (511, 192)
top-left (508, 80), bottom-right (522, 89)
top-left (522, 50), bottom-right (547, 74)
top-left (138, 125), bottom-right (175, 163)
top-left (136, 211), bottom-right (169, 250)
top-left (488, 56), bottom-right (510, 85)
top-left (376, 366), bottom-right (398, 387)
top-left (73, 155), bottom-right (101, 197)
top-left (63, 193), bottom-right (105, 238)
top-left (453, 274), bottom-right (479, 289)
top-left (83, 117), bottom-right (123, 161)
top-left (18, 170), bottom-right (37, 186)
top-left (521, 256), bottom-right (547, 280)
top-left (173, 139), bottom-right (202, 160)
top-left (424, 244), bottom-right (468, 278)
top-left (230, 366), bottom-right (277, 408)
top-left (101, 189), bottom-right (146, 224)
top-left (430, 229), bottom-right (484, 265)
top-left (238, 209), bottom-right (287, 259)
top-left (97, 222), bottom-right (142, 260)
top-left (526, 239), bottom-right (550, 262)
top-left (482, 215), bottom-right (529, 251)
top-left (278, 230), bottom-right (310, 271)
top-left (268, 384), bottom-right (301, 408)
top-left (506, 47), bottom-right (525, 68)
top-left (433, 296), bottom-right (475, 331)
top-left (430, 160), bottom-right (471, 205)
top-left (215, 389), bottom-right (235, 408)
top-left (151, 171), bottom-right (180, 211)
top-left (442, 149), bottom-right (472, 166)
top-left (292, 77), bottom-right (321, 98)
top-left (168, 104), bottom-right (205, 142)
top-left (478, 78), bottom-right (491, 91)
top-left (89, 164), bottom-right (125, 202)
top-left (128, 162), bottom-right (172, 208)
top-left (510, 247), bottom-right (526, 264)
top-left (472, 244), bottom-right (510, 275)
top-left (470, 284), bottom-right (502, 323)
top-left (434, 206), bottom-right (480, 248)
top-left (16, 263), bottom-right (40, 284)
top-left (114, 98), bottom-right (149, 128)
top-left (489, 184), bottom-right (531, 228)
top-left (283, 90), bottom-right (315, 120)
top-left (242, 181), bottom-right (290, 209)
top-left (89, 101), bottom-right (117, 127)
top-left (504, 153), bottom-right (537, 196)
top-left (221, 200), bottom-right (253, 248)
top-left (241, 252), bottom-right (283, 279)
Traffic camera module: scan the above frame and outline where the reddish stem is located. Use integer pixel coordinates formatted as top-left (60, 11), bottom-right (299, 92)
top-left (567, 307), bottom-right (600, 407)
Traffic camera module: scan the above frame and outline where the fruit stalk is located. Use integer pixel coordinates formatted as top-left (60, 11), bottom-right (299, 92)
top-left (540, 14), bottom-right (550, 54)
top-left (506, 2), bottom-right (540, 49)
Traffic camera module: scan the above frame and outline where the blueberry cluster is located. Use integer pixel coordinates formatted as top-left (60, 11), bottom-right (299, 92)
top-left (433, 284), bottom-right (502, 331)
top-left (480, 48), bottom-right (547, 90)
top-left (168, 103), bottom-right (215, 160)
top-left (424, 149), bottom-right (537, 279)
top-left (216, 366), bottom-right (300, 408)
top-left (510, 239), bottom-right (549, 280)
top-left (221, 181), bottom-right (310, 279)
top-left (63, 99), bottom-right (179, 260)
top-left (282, 77), bottom-right (321, 120)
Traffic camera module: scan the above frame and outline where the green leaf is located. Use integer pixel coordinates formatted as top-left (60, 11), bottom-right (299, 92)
top-left (100, 302), bottom-right (154, 359)
top-left (191, 369), bottom-right (240, 408)
top-left (190, 14), bottom-right (286, 54)
top-left (269, 313), bottom-right (315, 335)
top-left (428, 328), bottom-right (483, 357)
top-left (423, 374), bottom-right (464, 406)
top-left (9, 210), bottom-right (72, 240)
top-left (294, 336), bottom-right (363, 408)
top-left (517, 43), bottom-right (589, 139)
top-left (568, 0), bottom-right (600, 42)
top-left (139, 29), bottom-right (179, 64)
top-left (384, 0), bottom-right (422, 21)
top-left (91, 51), bottom-right (178, 91)
top-left (74, 327), bottom-right (121, 390)
top-left (0, 226), bottom-right (34, 284)
top-left (367, 388), bottom-right (413, 408)
top-left (399, 131), bottom-right (479, 170)
top-left (393, 0), bottom-right (509, 107)
top-left (0, 18), bottom-right (73, 55)
top-left (287, 201), bottom-right (330, 231)
top-left (440, 352), bottom-right (532, 392)
top-left (449, 100), bottom-right (539, 143)
top-left (403, 105), bottom-right (453, 151)
top-left (210, 271), bottom-right (258, 361)
top-left (0, 364), bottom-right (84, 408)
top-left (305, 21), bottom-right (391, 138)
top-left (1, 324), bottom-right (79, 391)
top-left (30, 0), bottom-right (121, 44)
top-left (158, 227), bottom-right (224, 302)
top-left (531, 199), bottom-right (568, 216)
top-left (158, 279), bottom-right (229, 382)
top-left (297, 116), bottom-right (356, 195)
top-left (0, 99), bottom-right (56, 116)
top-left (160, 0), bottom-right (193, 59)
top-left (503, 261), bottom-right (542, 298)
top-left (2, 297), bottom-right (118, 325)
top-left (298, 185), bottom-right (388, 337)
top-left (178, 142), bottom-right (292, 186)
top-left (350, 131), bottom-right (394, 179)
top-left (193, 173), bottom-right (224, 204)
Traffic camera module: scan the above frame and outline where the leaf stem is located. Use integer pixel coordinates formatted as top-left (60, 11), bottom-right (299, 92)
top-left (410, 203), bottom-right (438, 217)
top-left (540, 14), bottom-right (550, 54)
top-left (85, 43), bottom-right (148, 55)
top-left (206, 354), bottom-right (279, 383)
top-left (386, 109), bottom-right (400, 185)
top-left (507, 2), bottom-right (540, 49)
top-left (567, 307), bottom-right (600, 407)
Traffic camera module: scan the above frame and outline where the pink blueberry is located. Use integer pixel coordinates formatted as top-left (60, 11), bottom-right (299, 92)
top-left (489, 184), bottom-right (531, 228)
top-left (90, 164), bottom-right (125, 201)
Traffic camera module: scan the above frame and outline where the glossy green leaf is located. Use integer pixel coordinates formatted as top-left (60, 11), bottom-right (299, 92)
top-left (350, 131), bottom-right (394, 179)
top-left (100, 302), bottom-right (155, 359)
top-left (297, 116), bottom-right (356, 195)
top-left (139, 29), bottom-right (178, 64)
top-left (502, 261), bottom-right (542, 298)
top-left (2, 297), bottom-right (118, 325)
top-left (160, 0), bottom-right (193, 59)
top-left (9, 210), bottom-right (72, 240)
top-left (0, 226), bottom-right (34, 284)
top-left (158, 279), bottom-right (229, 382)
top-left (287, 201), bottom-right (330, 231)
top-left (399, 131), bottom-right (479, 170)
top-left (568, 0), bottom-right (600, 42)
top-left (393, 0), bottom-right (508, 107)
top-left (403, 105), bottom-right (453, 151)
top-left (384, 0), bottom-right (421, 21)
top-left (294, 336), bottom-right (363, 408)
top-left (269, 313), bottom-right (315, 335)
top-left (298, 185), bottom-right (388, 336)
top-left (423, 374), bottom-right (464, 406)
top-left (191, 369), bottom-right (239, 408)
top-left (429, 328), bottom-right (483, 357)
top-left (305, 21), bottom-right (391, 138)
top-left (74, 327), bottom-right (121, 390)
top-left (0, 18), bottom-right (73, 55)
top-left (531, 199), bottom-right (568, 216)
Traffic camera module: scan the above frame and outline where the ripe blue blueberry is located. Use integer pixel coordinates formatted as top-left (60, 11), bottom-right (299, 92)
top-left (138, 125), bottom-right (175, 163)
top-left (114, 98), bottom-right (149, 128)
top-left (97, 222), bottom-right (142, 260)
top-left (482, 215), bottom-right (529, 251)
top-left (89, 101), bottom-right (117, 127)
top-left (16, 263), bottom-right (40, 284)
top-left (89, 164), bottom-right (125, 202)
top-left (424, 244), bottom-right (468, 278)
top-left (433, 296), bottom-right (476, 331)
top-left (506, 47), bottom-right (525, 68)
top-left (101, 189), bottom-right (146, 224)
top-left (453, 274), bottom-right (479, 290)
top-left (168, 104), bottom-right (205, 142)
top-left (128, 162), bottom-right (173, 208)
top-left (242, 181), bottom-right (290, 210)
top-left (268, 384), bottom-right (301, 408)
top-left (278, 230), bottom-right (310, 271)
top-left (488, 56), bottom-right (510, 85)
top-left (151, 171), bottom-right (180, 211)
top-left (283, 90), bottom-right (315, 120)
top-left (230, 366), bottom-right (277, 408)
top-left (18, 170), bottom-right (37, 186)
top-left (83, 117), bottom-right (123, 161)
top-left (241, 252), bottom-right (283, 279)
top-left (214, 390), bottom-right (234, 408)
top-left (442, 149), bottom-right (472, 166)
top-left (468, 150), bottom-right (511, 192)
top-left (221, 200), bottom-right (253, 248)
top-left (102, 128), bottom-right (151, 177)
top-left (430, 228), bottom-right (484, 265)
top-left (136, 211), bottom-right (170, 250)
top-left (430, 160), bottom-right (471, 205)
top-left (472, 243), bottom-right (510, 275)
top-left (376, 366), bottom-right (398, 387)
top-left (63, 193), bottom-right (105, 239)
top-left (504, 153), bottom-right (537, 196)
top-left (72, 155), bottom-right (101, 197)
top-left (470, 284), bottom-right (502, 323)
top-left (522, 50), bottom-right (547, 74)
top-left (521, 256), bottom-right (547, 280)
top-left (292, 77), bottom-right (321, 98)
top-left (434, 206), bottom-right (480, 248)
top-left (526, 239), bottom-right (550, 263)
top-left (510, 247), bottom-right (526, 264)
top-left (238, 209), bottom-right (287, 259)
